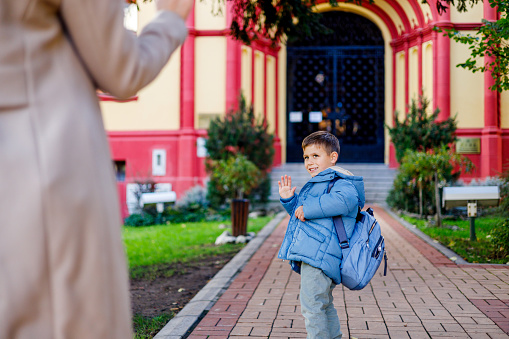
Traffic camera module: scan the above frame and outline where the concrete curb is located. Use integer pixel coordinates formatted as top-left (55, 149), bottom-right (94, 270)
top-left (154, 211), bottom-right (287, 339)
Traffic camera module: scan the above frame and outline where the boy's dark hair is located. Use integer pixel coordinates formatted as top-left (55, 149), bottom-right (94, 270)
top-left (302, 131), bottom-right (340, 155)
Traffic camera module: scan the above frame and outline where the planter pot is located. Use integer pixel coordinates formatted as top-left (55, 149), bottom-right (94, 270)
top-left (231, 199), bottom-right (249, 237)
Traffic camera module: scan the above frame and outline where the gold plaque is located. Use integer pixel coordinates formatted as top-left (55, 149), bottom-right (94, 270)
top-left (456, 137), bottom-right (481, 154)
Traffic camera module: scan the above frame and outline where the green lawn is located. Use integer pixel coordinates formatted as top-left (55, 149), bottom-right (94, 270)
top-left (401, 215), bottom-right (508, 264)
top-left (123, 216), bottom-right (273, 277)
top-left (124, 215), bottom-right (275, 338)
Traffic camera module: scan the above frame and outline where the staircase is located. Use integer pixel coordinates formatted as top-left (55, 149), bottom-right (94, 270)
top-left (269, 163), bottom-right (396, 204)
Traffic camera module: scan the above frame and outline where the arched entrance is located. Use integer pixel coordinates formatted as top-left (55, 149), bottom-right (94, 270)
top-left (286, 11), bottom-right (385, 163)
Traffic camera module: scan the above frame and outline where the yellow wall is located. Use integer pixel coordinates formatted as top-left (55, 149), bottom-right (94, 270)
top-left (422, 41), bottom-right (433, 108)
top-left (241, 46), bottom-right (252, 105)
top-left (500, 91), bottom-right (509, 128)
top-left (450, 35), bottom-right (484, 128)
top-left (409, 47), bottom-right (418, 102)
top-left (395, 51), bottom-right (406, 117)
top-left (195, 36), bottom-right (227, 129)
top-left (395, 0), bottom-right (418, 29)
top-left (278, 46), bottom-right (287, 163)
top-left (101, 1), bottom-right (181, 131)
top-left (266, 56), bottom-right (276, 134)
top-left (195, 0), bottom-right (226, 30)
top-left (419, 2), bottom-right (433, 24)
top-left (254, 51), bottom-right (265, 118)
top-left (451, 2), bottom-right (483, 23)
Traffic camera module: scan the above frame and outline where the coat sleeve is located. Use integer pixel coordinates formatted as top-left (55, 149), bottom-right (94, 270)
top-left (302, 181), bottom-right (358, 219)
top-left (60, 0), bottom-right (188, 99)
top-left (280, 194), bottom-right (298, 216)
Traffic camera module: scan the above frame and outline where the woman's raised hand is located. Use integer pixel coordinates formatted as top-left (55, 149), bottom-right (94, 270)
top-left (278, 175), bottom-right (296, 199)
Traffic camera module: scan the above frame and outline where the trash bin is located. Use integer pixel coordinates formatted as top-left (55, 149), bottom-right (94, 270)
top-left (231, 199), bottom-right (249, 236)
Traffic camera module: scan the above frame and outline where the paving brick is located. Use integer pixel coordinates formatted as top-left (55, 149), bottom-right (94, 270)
top-left (185, 208), bottom-right (509, 339)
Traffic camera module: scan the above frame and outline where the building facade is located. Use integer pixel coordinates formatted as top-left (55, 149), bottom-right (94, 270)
top-left (103, 0), bottom-right (509, 218)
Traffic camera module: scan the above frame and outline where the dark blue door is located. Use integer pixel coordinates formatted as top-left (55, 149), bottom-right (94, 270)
top-left (286, 12), bottom-right (385, 163)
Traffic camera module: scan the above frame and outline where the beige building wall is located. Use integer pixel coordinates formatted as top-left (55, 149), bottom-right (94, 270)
top-left (450, 2), bottom-right (483, 23)
top-left (409, 47), bottom-right (418, 103)
top-left (241, 46), bottom-right (253, 105)
top-left (500, 91), bottom-right (509, 129)
top-left (254, 51), bottom-right (265, 118)
top-left (422, 41), bottom-right (433, 108)
top-left (450, 36), bottom-right (484, 128)
top-left (395, 51), bottom-right (406, 117)
top-left (194, 0), bottom-right (226, 30)
top-left (101, 2), bottom-right (181, 131)
top-left (195, 36), bottom-right (227, 129)
top-left (266, 56), bottom-right (276, 134)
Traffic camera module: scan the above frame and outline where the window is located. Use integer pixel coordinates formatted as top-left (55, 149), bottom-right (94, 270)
top-left (114, 160), bottom-right (126, 182)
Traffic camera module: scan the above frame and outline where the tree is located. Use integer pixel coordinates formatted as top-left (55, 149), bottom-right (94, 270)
top-left (438, 0), bottom-right (509, 92)
top-left (387, 95), bottom-right (457, 163)
top-left (205, 95), bottom-right (274, 207)
top-left (398, 148), bottom-right (474, 225)
top-left (133, 0), bottom-right (479, 45)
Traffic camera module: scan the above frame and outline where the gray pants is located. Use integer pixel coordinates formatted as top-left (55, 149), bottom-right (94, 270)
top-left (300, 263), bottom-right (342, 339)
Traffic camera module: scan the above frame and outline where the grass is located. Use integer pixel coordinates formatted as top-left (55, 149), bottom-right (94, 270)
top-left (125, 215), bottom-right (275, 338)
top-left (123, 216), bottom-right (274, 278)
top-left (133, 313), bottom-right (173, 339)
top-left (401, 215), bottom-right (508, 264)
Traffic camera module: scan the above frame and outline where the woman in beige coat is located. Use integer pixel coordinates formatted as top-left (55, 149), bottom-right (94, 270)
top-left (0, 0), bottom-right (192, 338)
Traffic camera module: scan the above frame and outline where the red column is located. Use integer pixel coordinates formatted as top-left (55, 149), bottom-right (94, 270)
top-left (273, 52), bottom-right (282, 166)
top-left (434, 11), bottom-right (451, 120)
top-left (481, 3), bottom-right (502, 177)
top-left (177, 8), bottom-right (198, 196)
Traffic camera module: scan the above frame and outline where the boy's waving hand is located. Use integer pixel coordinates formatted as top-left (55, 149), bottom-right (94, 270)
top-left (278, 175), bottom-right (296, 199)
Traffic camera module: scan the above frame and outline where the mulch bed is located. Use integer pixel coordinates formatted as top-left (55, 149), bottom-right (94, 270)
top-left (130, 253), bottom-right (238, 318)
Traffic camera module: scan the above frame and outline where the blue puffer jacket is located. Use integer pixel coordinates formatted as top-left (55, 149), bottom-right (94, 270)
top-left (277, 167), bottom-right (365, 284)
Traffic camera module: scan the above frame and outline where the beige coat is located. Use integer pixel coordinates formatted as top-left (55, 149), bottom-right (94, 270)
top-left (0, 0), bottom-right (187, 338)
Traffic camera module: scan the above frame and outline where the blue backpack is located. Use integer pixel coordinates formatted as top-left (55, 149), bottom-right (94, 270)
top-left (328, 179), bottom-right (388, 290)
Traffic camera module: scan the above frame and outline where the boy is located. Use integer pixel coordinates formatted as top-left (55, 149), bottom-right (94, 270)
top-left (278, 131), bottom-right (365, 338)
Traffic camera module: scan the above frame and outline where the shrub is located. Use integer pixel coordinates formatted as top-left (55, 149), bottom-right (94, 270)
top-left (387, 147), bottom-right (474, 217)
top-left (498, 162), bottom-right (509, 217)
top-left (387, 95), bottom-right (457, 163)
top-left (489, 218), bottom-right (509, 262)
top-left (124, 213), bottom-right (155, 227)
top-left (163, 185), bottom-right (230, 223)
top-left (205, 95), bottom-right (274, 207)
top-left (208, 154), bottom-right (261, 200)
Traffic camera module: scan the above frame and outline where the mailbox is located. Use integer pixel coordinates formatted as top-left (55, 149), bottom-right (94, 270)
top-left (442, 186), bottom-right (500, 241)
top-left (442, 186), bottom-right (500, 209)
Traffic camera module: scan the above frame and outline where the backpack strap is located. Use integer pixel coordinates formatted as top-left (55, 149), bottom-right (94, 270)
top-left (327, 178), bottom-right (350, 250)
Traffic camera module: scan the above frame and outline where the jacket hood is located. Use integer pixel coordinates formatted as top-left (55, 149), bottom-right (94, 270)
top-left (318, 166), bottom-right (366, 209)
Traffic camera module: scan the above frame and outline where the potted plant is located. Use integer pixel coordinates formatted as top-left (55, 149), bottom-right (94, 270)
top-left (209, 154), bottom-right (261, 236)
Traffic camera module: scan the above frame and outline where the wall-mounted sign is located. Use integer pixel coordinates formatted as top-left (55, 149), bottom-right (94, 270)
top-left (289, 111), bottom-right (303, 123)
top-left (456, 137), bottom-right (481, 154)
top-left (309, 111), bottom-right (323, 123)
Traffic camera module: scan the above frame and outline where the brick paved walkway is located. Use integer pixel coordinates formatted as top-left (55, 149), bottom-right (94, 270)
top-left (189, 205), bottom-right (509, 338)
